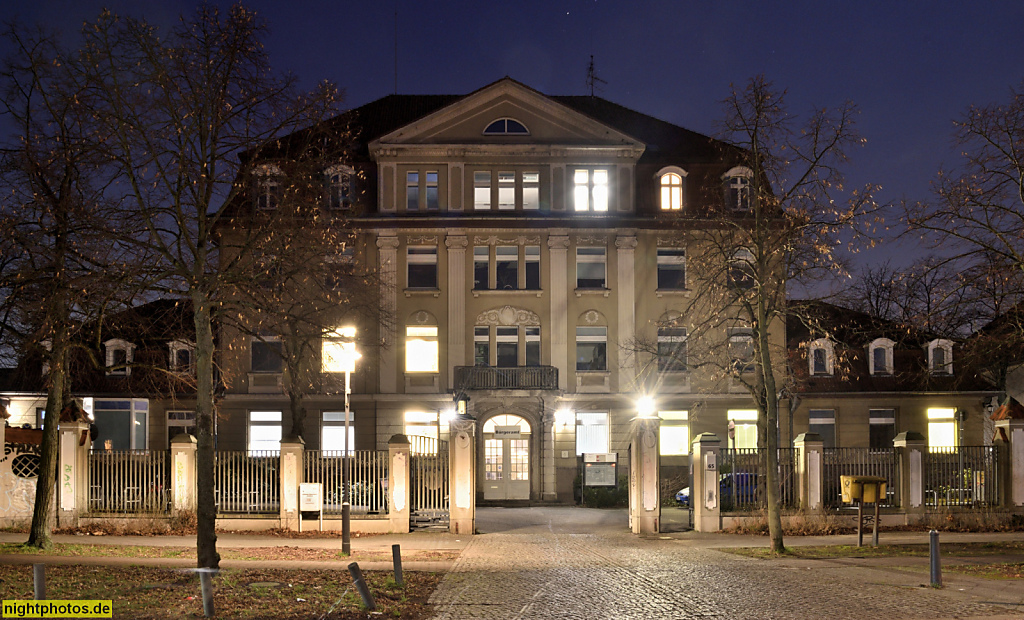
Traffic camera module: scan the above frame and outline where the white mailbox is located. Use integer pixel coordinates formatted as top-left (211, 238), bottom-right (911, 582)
top-left (299, 483), bottom-right (323, 511)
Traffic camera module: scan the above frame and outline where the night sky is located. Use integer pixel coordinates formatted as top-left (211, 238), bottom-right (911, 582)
top-left (4, 0), bottom-right (1024, 269)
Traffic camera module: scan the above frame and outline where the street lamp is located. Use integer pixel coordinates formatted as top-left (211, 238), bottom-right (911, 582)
top-left (335, 327), bottom-right (360, 555)
top-left (636, 395), bottom-right (657, 419)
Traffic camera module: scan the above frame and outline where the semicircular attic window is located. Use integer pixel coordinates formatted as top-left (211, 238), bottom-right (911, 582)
top-left (483, 118), bottom-right (529, 135)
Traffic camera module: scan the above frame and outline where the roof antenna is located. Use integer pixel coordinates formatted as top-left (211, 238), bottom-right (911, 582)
top-left (586, 55), bottom-right (606, 97)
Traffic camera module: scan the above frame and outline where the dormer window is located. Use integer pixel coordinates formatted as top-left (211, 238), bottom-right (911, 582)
top-left (722, 166), bottom-right (753, 211)
top-left (868, 338), bottom-right (894, 376)
top-left (928, 339), bottom-right (953, 375)
top-left (168, 340), bottom-right (195, 373)
top-left (483, 118), bottom-right (529, 135)
top-left (657, 167), bottom-right (687, 211)
top-left (808, 338), bottom-right (834, 376)
top-left (104, 338), bottom-right (136, 377)
top-left (254, 165), bottom-right (284, 210)
top-left (325, 165), bottom-right (353, 210)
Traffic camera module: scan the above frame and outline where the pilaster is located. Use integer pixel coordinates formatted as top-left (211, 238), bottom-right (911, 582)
top-left (548, 234), bottom-right (569, 390)
top-left (377, 233), bottom-right (399, 393)
top-left (615, 235), bottom-right (637, 390)
top-left (446, 234), bottom-right (468, 388)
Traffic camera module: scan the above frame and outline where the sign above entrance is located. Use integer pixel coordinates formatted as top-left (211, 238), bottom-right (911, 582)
top-left (583, 453), bottom-right (617, 463)
top-left (493, 425), bottom-right (521, 439)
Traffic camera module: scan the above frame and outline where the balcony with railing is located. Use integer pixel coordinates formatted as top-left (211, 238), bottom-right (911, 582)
top-left (454, 365), bottom-right (558, 391)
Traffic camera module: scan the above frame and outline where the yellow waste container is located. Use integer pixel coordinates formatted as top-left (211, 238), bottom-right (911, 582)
top-left (840, 475), bottom-right (887, 504)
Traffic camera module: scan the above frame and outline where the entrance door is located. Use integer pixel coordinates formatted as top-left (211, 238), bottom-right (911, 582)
top-left (483, 414), bottom-right (530, 500)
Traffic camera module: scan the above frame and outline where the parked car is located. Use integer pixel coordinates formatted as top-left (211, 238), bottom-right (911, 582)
top-left (675, 472), bottom-right (759, 506)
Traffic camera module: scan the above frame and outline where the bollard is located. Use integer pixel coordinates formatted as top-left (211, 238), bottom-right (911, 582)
top-left (33, 564), bottom-right (45, 600)
top-left (199, 569), bottom-right (215, 617)
top-left (348, 562), bottom-right (377, 611)
top-left (929, 530), bottom-right (942, 587)
top-left (392, 544), bottom-right (404, 587)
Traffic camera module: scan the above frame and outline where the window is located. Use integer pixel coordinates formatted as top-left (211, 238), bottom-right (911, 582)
top-left (251, 336), bottom-right (283, 373)
top-left (576, 326), bottom-right (607, 371)
top-left (525, 327), bottom-right (541, 366)
top-left (93, 399), bottom-right (148, 450)
top-left (407, 245), bottom-right (438, 289)
top-left (573, 168), bottom-right (609, 212)
top-left (869, 338), bottom-right (894, 375)
top-left (928, 339), bottom-right (953, 375)
top-left (326, 165), bottom-right (353, 210)
top-left (474, 327), bottom-right (490, 366)
top-left (248, 411), bottom-right (282, 452)
top-left (729, 249), bottom-right (755, 290)
top-left (168, 340), bottom-right (194, 373)
top-left (659, 172), bottom-right (684, 210)
top-left (657, 327), bottom-right (687, 372)
top-left (576, 247), bottom-right (606, 288)
top-left (728, 410), bottom-right (758, 449)
top-left (498, 172), bottom-right (515, 210)
top-left (927, 408), bottom-right (957, 450)
top-left (523, 172), bottom-right (540, 210)
top-left (104, 339), bottom-right (136, 377)
top-left (808, 338), bottom-right (834, 376)
top-left (483, 118), bottom-right (529, 135)
top-left (869, 409), bottom-right (896, 451)
top-left (659, 411), bottom-right (689, 456)
top-left (575, 412), bottom-right (609, 455)
top-left (495, 327), bottom-right (518, 367)
top-left (723, 166), bottom-right (753, 211)
top-left (808, 409), bottom-right (836, 448)
top-left (405, 410), bottom-right (444, 454)
top-left (167, 410), bottom-right (195, 448)
top-left (525, 246), bottom-right (540, 289)
top-left (657, 248), bottom-right (686, 290)
top-left (425, 171), bottom-right (439, 210)
top-left (322, 411), bottom-right (354, 452)
top-left (495, 246), bottom-right (518, 290)
top-left (405, 172), bottom-right (419, 210)
top-left (728, 328), bottom-right (754, 373)
top-left (254, 165), bottom-right (283, 210)
top-left (474, 172), bottom-right (491, 210)
top-left (405, 326), bottom-right (439, 373)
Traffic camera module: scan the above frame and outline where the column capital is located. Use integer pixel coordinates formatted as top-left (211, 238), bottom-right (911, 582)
top-left (446, 234), bottom-right (468, 250)
top-left (547, 235), bottom-right (570, 250)
top-left (614, 235), bottom-right (637, 250)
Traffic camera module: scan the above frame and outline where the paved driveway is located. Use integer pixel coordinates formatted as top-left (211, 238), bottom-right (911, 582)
top-left (429, 507), bottom-right (1024, 619)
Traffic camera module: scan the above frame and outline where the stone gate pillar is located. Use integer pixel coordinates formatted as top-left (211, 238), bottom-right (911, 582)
top-left (994, 417), bottom-right (1024, 507)
top-left (170, 433), bottom-right (197, 515)
top-left (629, 416), bottom-right (660, 534)
top-left (894, 431), bottom-right (926, 519)
top-left (691, 433), bottom-right (721, 532)
top-left (449, 416), bottom-right (477, 535)
top-left (279, 437), bottom-right (304, 531)
top-left (57, 420), bottom-right (90, 527)
top-left (388, 434), bottom-right (411, 533)
top-left (793, 433), bottom-right (823, 511)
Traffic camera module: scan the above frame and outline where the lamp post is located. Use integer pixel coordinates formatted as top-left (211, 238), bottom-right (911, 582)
top-left (337, 328), bottom-right (360, 555)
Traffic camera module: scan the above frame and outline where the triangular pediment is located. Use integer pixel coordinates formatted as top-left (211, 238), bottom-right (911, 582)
top-left (370, 78), bottom-right (644, 151)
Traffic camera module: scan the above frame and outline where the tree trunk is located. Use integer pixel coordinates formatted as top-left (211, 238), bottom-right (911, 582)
top-left (756, 301), bottom-right (785, 553)
top-left (192, 293), bottom-right (220, 569)
top-left (26, 332), bottom-right (67, 550)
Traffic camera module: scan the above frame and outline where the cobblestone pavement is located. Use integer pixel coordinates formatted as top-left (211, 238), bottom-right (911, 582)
top-left (429, 509), bottom-right (1024, 619)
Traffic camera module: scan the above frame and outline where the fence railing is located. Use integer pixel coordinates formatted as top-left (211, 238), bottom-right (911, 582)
top-left (214, 451), bottom-right (280, 514)
top-left (718, 448), bottom-right (798, 511)
top-left (924, 446), bottom-right (1000, 507)
top-left (410, 437), bottom-right (449, 515)
top-left (822, 448), bottom-right (899, 508)
top-left (302, 450), bottom-right (389, 516)
top-left (88, 450), bottom-right (170, 514)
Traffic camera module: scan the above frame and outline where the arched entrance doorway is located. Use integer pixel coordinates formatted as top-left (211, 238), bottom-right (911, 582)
top-left (482, 414), bottom-right (531, 500)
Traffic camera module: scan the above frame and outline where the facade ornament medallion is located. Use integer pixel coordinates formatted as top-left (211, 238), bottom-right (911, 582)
top-left (476, 305), bottom-right (540, 326)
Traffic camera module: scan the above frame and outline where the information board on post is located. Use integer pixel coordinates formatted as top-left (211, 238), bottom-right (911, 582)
top-left (583, 453), bottom-right (618, 487)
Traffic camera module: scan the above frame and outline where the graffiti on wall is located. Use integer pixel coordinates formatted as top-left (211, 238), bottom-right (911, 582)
top-left (0, 442), bottom-right (41, 518)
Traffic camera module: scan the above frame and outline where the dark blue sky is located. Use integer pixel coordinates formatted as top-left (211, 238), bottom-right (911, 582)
top-left (6, 1), bottom-right (1024, 267)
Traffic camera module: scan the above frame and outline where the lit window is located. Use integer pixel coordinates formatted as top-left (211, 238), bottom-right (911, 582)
top-left (474, 172), bottom-right (491, 210)
top-left (928, 339), bottom-right (953, 375)
top-left (251, 336), bottom-right (283, 373)
top-left (574, 169), bottom-right (609, 212)
top-left (525, 327), bottom-right (541, 366)
top-left (474, 327), bottom-right (490, 366)
top-left (496, 327), bottom-right (518, 367)
top-left (575, 412), bottom-right (609, 455)
top-left (659, 411), bottom-right (689, 456)
top-left (657, 248), bottom-right (686, 290)
top-left (728, 328), bottom-right (754, 373)
top-left (523, 172), bottom-right (540, 210)
top-left (326, 165), bottom-right (353, 210)
top-left (657, 327), bottom-right (687, 372)
top-left (483, 118), bottom-right (529, 135)
top-left (576, 326), bottom-right (607, 371)
top-left (495, 246), bottom-right (518, 290)
top-left (727, 409), bottom-right (758, 450)
top-left (659, 172), bottom-right (684, 210)
top-left (248, 410), bottom-right (282, 452)
top-left (254, 165), bottom-right (283, 210)
top-left (104, 339), bottom-right (136, 377)
top-left (869, 338), bottom-right (894, 375)
top-left (166, 410), bottom-right (195, 448)
top-left (498, 172), bottom-right (515, 210)
top-left (93, 399), bottom-right (148, 450)
top-left (407, 245), bottom-right (438, 289)
top-left (927, 408), bottom-right (957, 450)
top-left (576, 247), bottom-right (606, 288)
top-left (405, 326), bottom-right (439, 373)
top-left (321, 410), bottom-right (354, 452)
top-left (405, 410), bottom-right (443, 454)
top-left (723, 166), bottom-right (753, 211)
top-left (869, 409), bottom-right (896, 450)
top-left (406, 172), bottom-right (419, 211)
top-left (525, 246), bottom-right (540, 290)
top-left (808, 338), bottom-right (834, 376)
top-left (808, 409), bottom-right (835, 448)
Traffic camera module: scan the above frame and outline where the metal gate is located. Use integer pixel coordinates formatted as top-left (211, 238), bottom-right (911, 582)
top-left (410, 436), bottom-right (449, 529)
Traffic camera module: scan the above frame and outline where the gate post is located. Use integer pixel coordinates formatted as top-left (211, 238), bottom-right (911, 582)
top-left (993, 416), bottom-right (1024, 507)
top-left (57, 420), bottom-right (90, 526)
top-left (691, 433), bottom-right (721, 532)
top-left (388, 434), bottom-right (411, 533)
top-left (279, 437), bottom-right (304, 531)
top-left (170, 433), bottom-right (197, 515)
top-left (629, 416), bottom-right (660, 534)
top-left (449, 416), bottom-right (476, 535)
top-left (793, 433), bottom-right (823, 511)
top-left (894, 431), bottom-right (926, 518)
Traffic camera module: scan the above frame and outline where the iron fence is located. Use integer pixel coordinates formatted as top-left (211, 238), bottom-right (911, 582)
top-left (822, 448), bottom-right (899, 508)
top-left (214, 451), bottom-right (280, 514)
top-left (717, 448), bottom-right (798, 512)
top-left (410, 437), bottom-right (449, 520)
top-left (88, 450), bottom-right (170, 514)
top-left (924, 446), bottom-right (1000, 507)
top-left (302, 450), bottom-right (389, 515)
